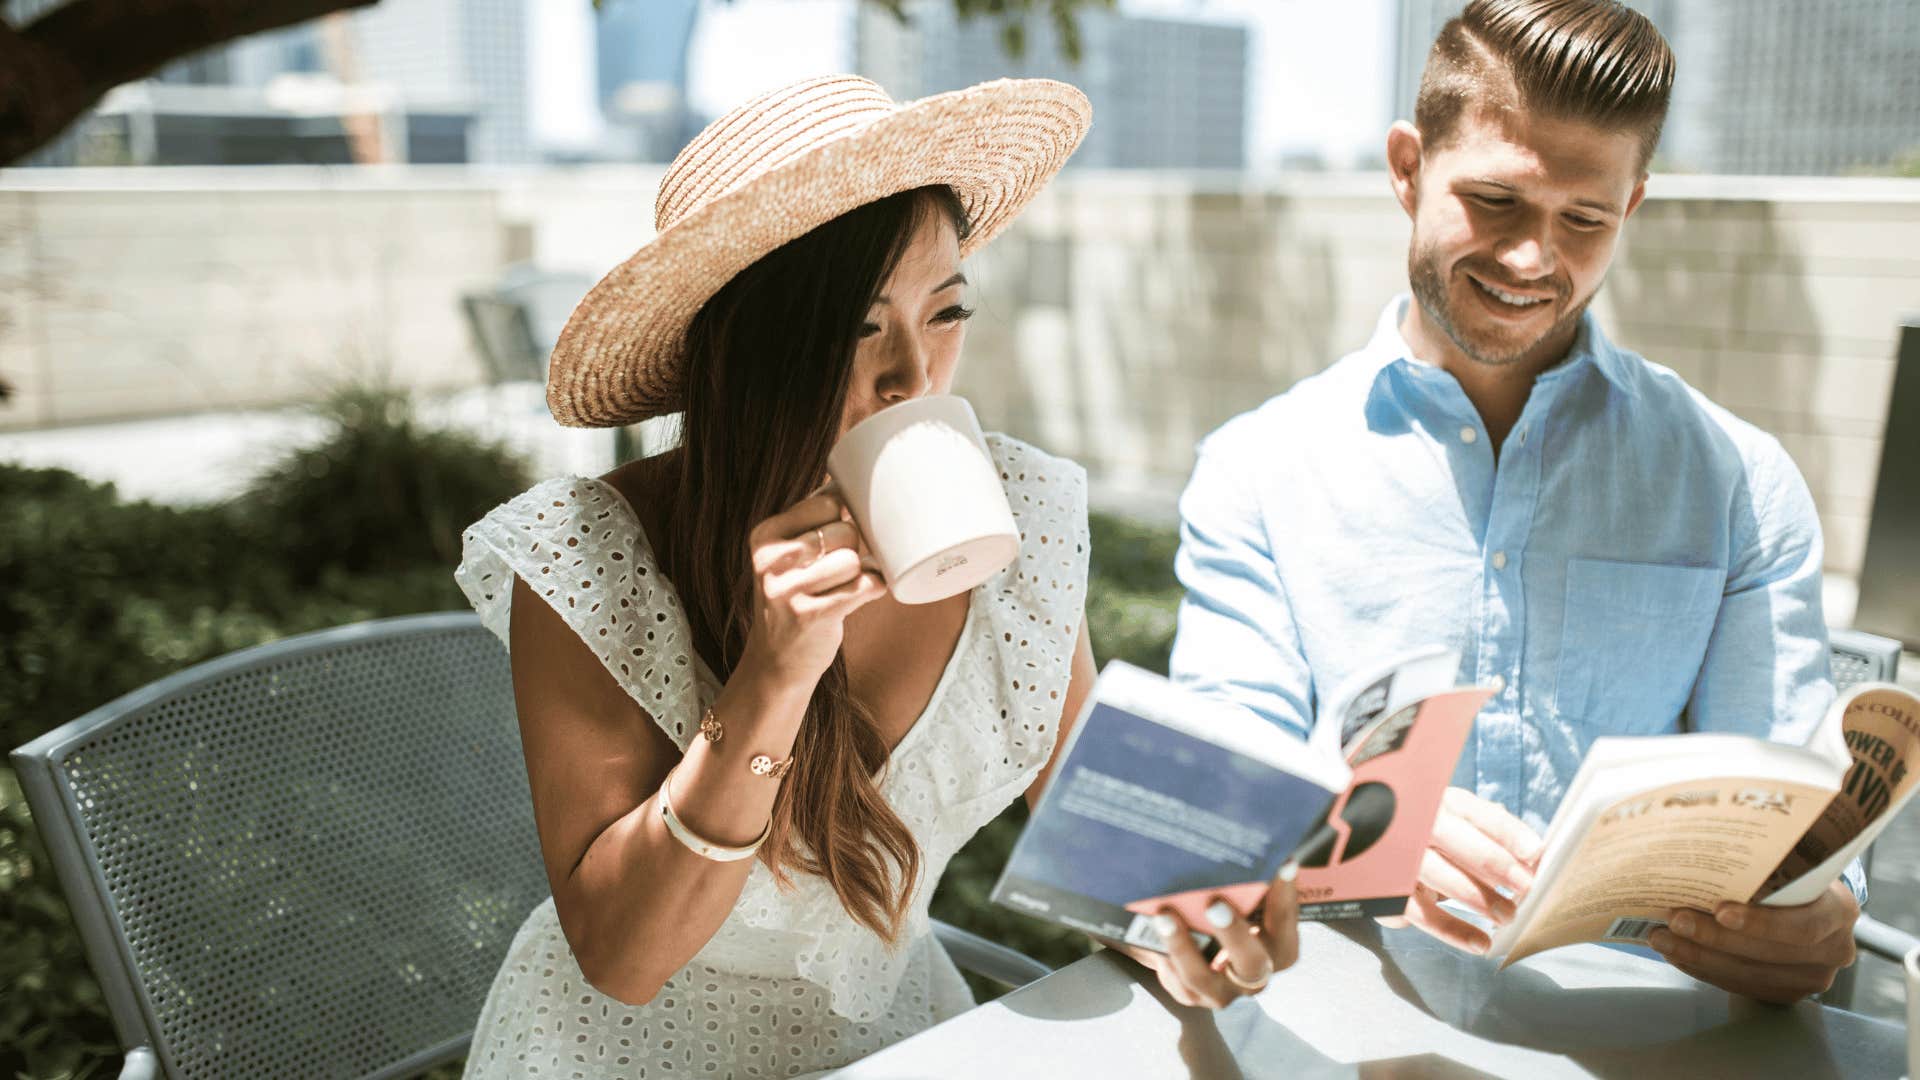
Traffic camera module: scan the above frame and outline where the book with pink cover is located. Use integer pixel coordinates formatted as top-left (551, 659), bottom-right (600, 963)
top-left (991, 654), bottom-right (1492, 951)
top-left (1291, 650), bottom-right (1493, 920)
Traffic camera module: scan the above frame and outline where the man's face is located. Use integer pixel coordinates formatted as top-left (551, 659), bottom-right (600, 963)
top-left (1397, 107), bottom-right (1647, 369)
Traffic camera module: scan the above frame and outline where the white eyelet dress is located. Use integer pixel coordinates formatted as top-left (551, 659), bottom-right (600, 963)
top-left (452, 434), bottom-right (1089, 1079)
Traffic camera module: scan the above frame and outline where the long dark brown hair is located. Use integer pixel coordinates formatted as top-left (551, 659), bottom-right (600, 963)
top-left (664, 184), bottom-right (971, 942)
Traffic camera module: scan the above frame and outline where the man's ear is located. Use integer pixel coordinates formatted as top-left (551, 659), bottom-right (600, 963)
top-left (1623, 174), bottom-right (1648, 220)
top-left (1387, 121), bottom-right (1423, 219)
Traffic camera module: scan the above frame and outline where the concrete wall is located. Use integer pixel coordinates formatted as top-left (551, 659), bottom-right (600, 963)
top-left (0, 168), bottom-right (502, 428)
top-left (1, 166), bottom-right (1915, 577)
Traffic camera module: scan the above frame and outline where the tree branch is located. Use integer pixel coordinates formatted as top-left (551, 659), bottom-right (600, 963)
top-left (0, 0), bottom-right (380, 164)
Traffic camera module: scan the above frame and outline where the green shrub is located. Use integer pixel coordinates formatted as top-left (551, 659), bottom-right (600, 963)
top-left (1084, 512), bottom-right (1183, 674)
top-left (0, 767), bottom-right (118, 1079)
top-left (234, 387), bottom-right (532, 583)
top-left (0, 390), bottom-right (533, 1080)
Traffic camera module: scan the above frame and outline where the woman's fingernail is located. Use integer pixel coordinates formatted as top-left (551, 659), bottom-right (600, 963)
top-left (1278, 861), bottom-right (1299, 883)
top-left (1671, 912), bottom-right (1695, 937)
top-left (1151, 913), bottom-right (1181, 939)
top-left (1204, 901), bottom-right (1235, 930)
top-left (1716, 905), bottom-right (1744, 930)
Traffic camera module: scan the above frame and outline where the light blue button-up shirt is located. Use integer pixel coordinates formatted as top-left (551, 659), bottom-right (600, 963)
top-left (1170, 296), bottom-right (1860, 899)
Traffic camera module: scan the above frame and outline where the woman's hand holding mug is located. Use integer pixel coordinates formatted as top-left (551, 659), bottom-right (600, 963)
top-left (740, 489), bottom-right (888, 689)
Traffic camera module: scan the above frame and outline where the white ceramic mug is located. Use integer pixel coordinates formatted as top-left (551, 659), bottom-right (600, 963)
top-left (825, 395), bottom-right (1019, 605)
top-left (1906, 945), bottom-right (1920, 1078)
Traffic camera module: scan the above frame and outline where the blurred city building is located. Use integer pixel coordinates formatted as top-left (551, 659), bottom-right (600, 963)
top-left (349, 0), bottom-right (533, 163)
top-left (1392, 0), bottom-right (1920, 175)
top-left (6, 0), bottom-right (533, 166)
top-left (595, 0), bottom-right (702, 163)
top-left (855, 1), bottom-right (1250, 169)
top-left (71, 78), bottom-right (475, 167)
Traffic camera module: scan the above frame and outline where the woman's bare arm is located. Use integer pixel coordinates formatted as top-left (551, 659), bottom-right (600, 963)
top-left (507, 479), bottom-right (884, 1003)
top-left (508, 574), bottom-right (815, 1004)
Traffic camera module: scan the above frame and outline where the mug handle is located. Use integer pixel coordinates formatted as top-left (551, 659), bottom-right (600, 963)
top-left (815, 475), bottom-right (883, 577)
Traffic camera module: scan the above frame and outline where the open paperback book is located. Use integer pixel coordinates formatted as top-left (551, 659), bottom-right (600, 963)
top-left (1492, 681), bottom-right (1920, 965)
top-left (990, 653), bottom-right (1493, 950)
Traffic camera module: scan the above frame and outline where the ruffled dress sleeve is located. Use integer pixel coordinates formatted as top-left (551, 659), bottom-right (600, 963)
top-left (453, 476), bottom-right (706, 750)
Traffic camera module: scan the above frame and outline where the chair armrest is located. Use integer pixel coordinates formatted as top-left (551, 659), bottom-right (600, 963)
top-left (119, 1047), bottom-right (159, 1080)
top-left (1854, 913), bottom-right (1920, 962)
top-left (932, 919), bottom-right (1054, 989)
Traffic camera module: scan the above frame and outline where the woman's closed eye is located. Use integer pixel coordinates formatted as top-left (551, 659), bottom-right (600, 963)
top-left (859, 305), bottom-right (971, 339)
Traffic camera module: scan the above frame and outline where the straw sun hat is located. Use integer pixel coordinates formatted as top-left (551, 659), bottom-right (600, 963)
top-left (544, 74), bottom-right (1092, 428)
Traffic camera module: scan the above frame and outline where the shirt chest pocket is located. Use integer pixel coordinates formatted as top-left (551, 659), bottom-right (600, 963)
top-left (1555, 557), bottom-right (1726, 733)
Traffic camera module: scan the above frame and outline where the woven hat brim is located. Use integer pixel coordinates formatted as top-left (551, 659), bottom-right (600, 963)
top-left (545, 78), bottom-right (1092, 428)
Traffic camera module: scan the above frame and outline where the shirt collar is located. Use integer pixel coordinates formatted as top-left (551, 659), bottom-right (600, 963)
top-left (1361, 294), bottom-right (1638, 403)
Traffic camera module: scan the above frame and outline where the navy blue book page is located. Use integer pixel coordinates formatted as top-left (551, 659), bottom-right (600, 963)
top-left (994, 700), bottom-right (1338, 943)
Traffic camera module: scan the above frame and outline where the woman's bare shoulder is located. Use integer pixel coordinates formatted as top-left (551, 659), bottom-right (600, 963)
top-left (599, 449), bottom-right (682, 553)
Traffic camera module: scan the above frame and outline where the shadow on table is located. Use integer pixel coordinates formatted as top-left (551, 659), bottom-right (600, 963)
top-left (996, 948), bottom-right (1341, 1079)
top-left (1339, 921), bottom-right (1847, 1080)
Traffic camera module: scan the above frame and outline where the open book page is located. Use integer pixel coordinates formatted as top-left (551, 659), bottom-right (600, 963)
top-left (1311, 647), bottom-right (1462, 762)
top-left (1765, 684), bottom-right (1920, 906)
top-left (1494, 735), bottom-right (1840, 965)
top-left (992, 662), bottom-right (1349, 951)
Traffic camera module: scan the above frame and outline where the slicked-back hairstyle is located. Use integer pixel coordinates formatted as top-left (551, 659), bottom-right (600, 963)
top-left (1415, 0), bottom-right (1675, 170)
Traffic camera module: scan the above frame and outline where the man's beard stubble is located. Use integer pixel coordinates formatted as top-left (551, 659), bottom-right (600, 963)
top-left (1407, 236), bottom-right (1589, 370)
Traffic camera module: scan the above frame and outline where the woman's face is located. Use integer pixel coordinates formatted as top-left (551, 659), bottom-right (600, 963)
top-left (838, 209), bottom-right (972, 437)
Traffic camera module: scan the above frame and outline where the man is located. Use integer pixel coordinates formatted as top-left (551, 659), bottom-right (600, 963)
top-left (1169, 0), bottom-right (1860, 1004)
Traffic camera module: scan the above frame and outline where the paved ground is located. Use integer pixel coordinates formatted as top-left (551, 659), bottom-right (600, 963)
top-left (6, 396), bottom-right (1919, 1022)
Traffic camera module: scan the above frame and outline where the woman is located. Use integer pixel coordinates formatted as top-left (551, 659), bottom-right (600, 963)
top-left (454, 75), bottom-right (1298, 1078)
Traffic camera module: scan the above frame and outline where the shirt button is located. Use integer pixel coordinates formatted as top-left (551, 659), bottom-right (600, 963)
top-left (1460, 426), bottom-right (1478, 444)
top-left (1516, 426), bottom-right (1528, 445)
top-left (1488, 673), bottom-right (1507, 694)
top-left (1492, 551), bottom-right (1508, 570)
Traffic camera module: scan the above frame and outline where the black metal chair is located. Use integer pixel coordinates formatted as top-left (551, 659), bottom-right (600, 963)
top-left (12, 613), bottom-right (1051, 1079)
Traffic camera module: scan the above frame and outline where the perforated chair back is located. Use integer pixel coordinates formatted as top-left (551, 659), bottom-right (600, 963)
top-left (11, 613), bottom-right (548, 1080)
top-left (1830, 626), bottom-right (1902, 692)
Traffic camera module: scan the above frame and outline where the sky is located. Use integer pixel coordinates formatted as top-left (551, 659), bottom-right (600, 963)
top-left (533, 0), bottom-right (1401, 170)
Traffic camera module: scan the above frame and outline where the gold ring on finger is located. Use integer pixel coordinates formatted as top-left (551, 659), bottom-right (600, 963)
top-left (1222, 961), bottom-right (1271, 994)
top-left (813, 526), bottom-right (827, 562)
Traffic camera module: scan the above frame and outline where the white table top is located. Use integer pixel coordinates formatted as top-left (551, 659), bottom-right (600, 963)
top-left (837, 921), bottom-right (1905, 1078)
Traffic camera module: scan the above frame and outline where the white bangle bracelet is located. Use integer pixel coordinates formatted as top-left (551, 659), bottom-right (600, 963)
top-left (659, 765), bottom-right (770, 862)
